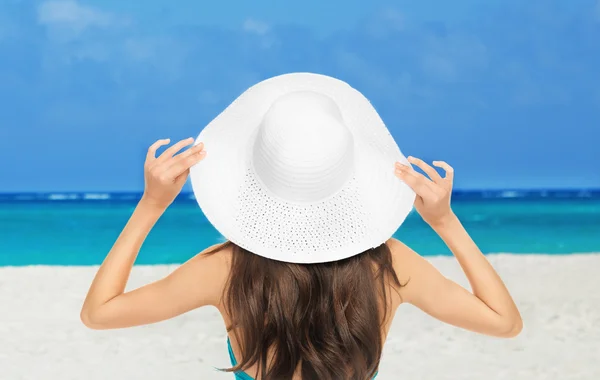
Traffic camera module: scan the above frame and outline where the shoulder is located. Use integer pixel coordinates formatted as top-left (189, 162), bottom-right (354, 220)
top-left (384, 237), bottom-right (428, 303)
top-left (385, 237), bottom-right (414, 282)
top-left (173, 241), bottom-right (233, 307)
top-left (385, 237), bottom-right (416, 271)
top-left (386, 236), bottom-right (452, 306)
top-left (197, 241), bottom-right (234, 282)
top-left (196, 241), bottom-right (234, 264)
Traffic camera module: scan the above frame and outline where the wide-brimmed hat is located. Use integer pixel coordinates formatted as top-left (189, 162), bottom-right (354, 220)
top-left (189, 72), bottom-right (415, 264)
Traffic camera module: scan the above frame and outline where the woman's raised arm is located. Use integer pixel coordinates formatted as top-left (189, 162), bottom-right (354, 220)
top-left (80, 138), bottom-right (223, 330)
top-left (391, 157), bottom-right (522, 338)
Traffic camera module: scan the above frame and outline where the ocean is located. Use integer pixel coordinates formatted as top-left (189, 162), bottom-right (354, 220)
top-left (0, 191), bottom-right (599, 266)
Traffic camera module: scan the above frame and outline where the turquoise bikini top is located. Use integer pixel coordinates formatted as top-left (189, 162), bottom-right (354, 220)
top-left (226, 336), bottom-right (378, 379)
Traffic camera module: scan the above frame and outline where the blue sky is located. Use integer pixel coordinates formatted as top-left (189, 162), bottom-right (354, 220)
top-left (0, 0), bottom-right (599, 192)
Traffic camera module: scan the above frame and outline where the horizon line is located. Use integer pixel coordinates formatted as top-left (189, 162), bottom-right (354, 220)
top-left (0, 188), bottom-right (599, 202)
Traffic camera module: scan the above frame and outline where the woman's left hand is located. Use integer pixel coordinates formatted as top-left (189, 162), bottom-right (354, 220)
top-left (141, 137), bottom-right (206, 209)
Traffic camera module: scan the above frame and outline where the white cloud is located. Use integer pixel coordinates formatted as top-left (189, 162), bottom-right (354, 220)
top-left (381, 8), bottom-right (405, 29)
top-left (70, 42), bottom-right (111, 62)
top-left (122, 38), bottom-right (156, 62)
top-left (0, 15), bottom-right (17, 42)
top-left (422, 54), bottom-right (457, 82)
top-left (243, 18), bottom-right (269, 35)
top-left (37, 0), bottom-right (120, 32)
top-left (241, 18), bottom-right (279, 49)
top-left (334, 50), bottom-right (395, 94)
top-left (421, 33), bottom-right (488, 82)
top-left (120, 37), bottom-right (190, 82)
top-left (198, 90), bottom-right (220, 105)
top-left (364, 8), bottom-right (406, 38)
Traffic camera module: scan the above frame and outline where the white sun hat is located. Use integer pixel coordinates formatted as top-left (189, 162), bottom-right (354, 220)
top-left (189, 72), bottom-right (415, 264)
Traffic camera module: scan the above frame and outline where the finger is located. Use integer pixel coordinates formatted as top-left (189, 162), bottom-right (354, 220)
top-left (395, 165), bottom-right (438, 199)
top-left (146, 139), bottom-right (171, 162)
top-left (164, 149), bottom-right (207, 179)
top-left (174, 168), bottom-right (191, 184)
top-left (155, 137), bottom-right (195, 165)
top-left (161, 142), bottom-right (205, 174)
top-left (414, 194), bottom-right (425, 209)
top-left (407, 156), bottom-right (443, 183)
top-left (395, 163), bottom-right (437, 192)
top-left (166, 142), bottom-right (205, 169)
top-left (432, 161), bottom-right (454, 182)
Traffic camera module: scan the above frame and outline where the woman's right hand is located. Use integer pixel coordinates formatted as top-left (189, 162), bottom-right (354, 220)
top-left (394, 156), bottom-right (456, 228)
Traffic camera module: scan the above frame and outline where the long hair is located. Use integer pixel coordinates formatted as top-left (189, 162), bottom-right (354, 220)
top-left (203, 240), bottom-right (406, 380)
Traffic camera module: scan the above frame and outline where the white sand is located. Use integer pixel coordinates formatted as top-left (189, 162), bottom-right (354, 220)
top-left (1, 254), bottom-right (599, 380)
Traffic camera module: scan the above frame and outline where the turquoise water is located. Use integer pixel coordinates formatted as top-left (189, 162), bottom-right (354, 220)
top-left (0, 193), bottom-right (599, 266)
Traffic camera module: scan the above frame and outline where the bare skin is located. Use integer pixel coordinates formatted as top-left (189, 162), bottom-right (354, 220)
top-left (80, 138), bottom-right (523, 378)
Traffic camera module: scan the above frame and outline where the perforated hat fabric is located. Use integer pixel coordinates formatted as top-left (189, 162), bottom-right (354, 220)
top-left (189, 72), bottom-right (415, 264)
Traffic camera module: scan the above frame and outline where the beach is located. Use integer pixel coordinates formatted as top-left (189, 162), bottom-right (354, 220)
top-left (1, 253), bottom-right (599, 380)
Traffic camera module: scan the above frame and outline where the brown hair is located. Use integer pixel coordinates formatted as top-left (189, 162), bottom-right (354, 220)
top-left (204, 240), bottom-right (405, 380)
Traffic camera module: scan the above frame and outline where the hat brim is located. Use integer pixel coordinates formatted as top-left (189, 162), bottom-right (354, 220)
top-left (189, 72), bottom-right (415, 264)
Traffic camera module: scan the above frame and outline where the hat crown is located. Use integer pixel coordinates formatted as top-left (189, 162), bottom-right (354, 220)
top-left (251, 91), bottom-right (355, 203)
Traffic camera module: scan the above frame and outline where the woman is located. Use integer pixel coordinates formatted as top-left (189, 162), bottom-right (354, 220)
top-left (80, 73), bottom-right (522, 380)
